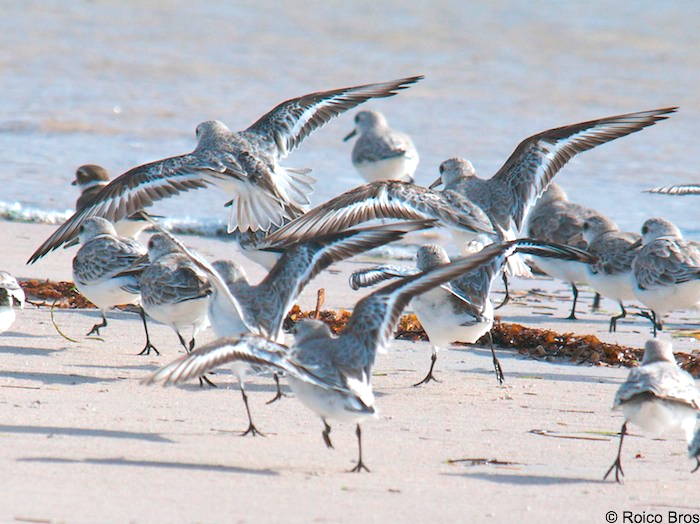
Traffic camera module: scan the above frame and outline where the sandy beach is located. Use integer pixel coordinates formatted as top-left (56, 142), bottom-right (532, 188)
top-left (1, 221), bottom-right (698, 523)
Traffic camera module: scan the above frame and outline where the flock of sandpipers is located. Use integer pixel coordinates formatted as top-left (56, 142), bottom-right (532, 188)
top-left (2, 75), bottom-right (700, 480)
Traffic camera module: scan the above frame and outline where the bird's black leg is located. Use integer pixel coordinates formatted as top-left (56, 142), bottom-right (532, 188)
top-left (86, 312), bottom-right (108, 336)
top-left (187, 337), bottom-right (216, 388)
top-left (413, 347), bottom-right (440, 387)
top-left (566, 283), bottom-right (579, 320)
top-left (636, 309), bottom-right (660, 337)
top-left (322, 418), bottom-right (334, 449)
top-left (609, 302), bottom-right (627, 333)
top-left (349, 424), bottom-right (370, 473)
top-left (266, 373), bottom-right (289, 404)
top-left (603, 421), bottom-right (627, 483)
top-left (494, 272), bottom-right (510, 310)
top-left (136, 307), bottom-right (159, 356)
top-left (591, 292), bottom-right (601, 312)
top-left (488, 331), bottom-right (505, 385)
top-left (177, 331), bottom-right (189, 351)
top-left (239, 386), bottom-right (264, 437)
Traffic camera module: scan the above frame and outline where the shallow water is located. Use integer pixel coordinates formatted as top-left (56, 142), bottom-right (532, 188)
top-left (1, 1), bottom-right (699, 238)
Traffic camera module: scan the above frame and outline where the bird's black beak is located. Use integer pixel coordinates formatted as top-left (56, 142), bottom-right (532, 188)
top-left (343, 129), bottom-right (357, 142)
top-left (428, 177), bottom-right (443, 190)
top-left (627, 238), bottom-right (642, 251)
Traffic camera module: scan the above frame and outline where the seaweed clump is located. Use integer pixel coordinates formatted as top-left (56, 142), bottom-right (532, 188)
top-left (20, 279), bottom-right (95, 309)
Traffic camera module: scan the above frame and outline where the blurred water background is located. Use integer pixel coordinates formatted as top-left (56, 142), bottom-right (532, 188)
top-left (1, 1), bottom-right (698, 238)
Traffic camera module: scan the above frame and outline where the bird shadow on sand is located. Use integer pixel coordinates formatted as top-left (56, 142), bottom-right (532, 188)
top-left (1, 331), bottom-right (45, 338)
top-left (18, 456), bottom-right (278, 476)
top-left (0, 370), bottom-right (121, 385)
top-left (444, 471), bottom-right (607, 485)
top-left (0, 344), bottom-right (65, 356)
top-left (0, 424), bottom-right (173, 442)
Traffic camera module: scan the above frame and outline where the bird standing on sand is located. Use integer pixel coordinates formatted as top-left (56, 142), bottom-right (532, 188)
top-left (71, 217), bottom-right (156, 354)
top-left (582, 215), bottom-right (640, 332)
top-left (604, 338), bottom-right (700, 483)
top-left (631, 217), bottom-right (700, 336)
top-left (526, 182), bottom-right (605, 319)
top-left (29, 76), bottom-right (424, 263)
top-left (0, 271), bottom-right (25, 309)
top-left (344, 110), bottom-right (419, 183)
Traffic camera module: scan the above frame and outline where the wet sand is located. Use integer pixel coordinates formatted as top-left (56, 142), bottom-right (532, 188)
top-left (1, 221), bottom-right (699, 523)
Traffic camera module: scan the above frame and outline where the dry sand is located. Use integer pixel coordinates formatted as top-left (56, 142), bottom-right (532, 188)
top-left (1, 222), bottom-right (699, 523)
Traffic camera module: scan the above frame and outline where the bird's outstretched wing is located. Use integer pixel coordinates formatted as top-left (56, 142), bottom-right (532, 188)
top-left (143, 334), bottom-right (350, 393)
top-left (491, 107), bottom-right (677, 233)
top-left (245, 76), bottom-right (423, 157)
top-left (28, 152), bottom-right (239, 263)
top-left (645, 184), bottom-right (700, 196)
top-left (261, 181), bottom-right (495, 247)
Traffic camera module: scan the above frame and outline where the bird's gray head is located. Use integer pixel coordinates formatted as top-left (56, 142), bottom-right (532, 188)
top-left (343, 110), bottom-right (388, 142)
top-left (212, 260), bottom-right (247, 284)
top-left (538, 182), bottom-right (568, 204)
top-left (195, 120), bottom-right (230, 141)
top-left (293, 319), bottom-right (332, 344)
top-left (146, 233), bottom-right (179, 260)
top-left (640, 217), bottom-right (682, 244)
top-left (0, 287), bottom-right (10, 308)
top-left (72, 164), bottom-right (109, 188)
top-left (581, 215), bottom-right (618, 243)
top-left (641, 338), bottom-right (675, 365)
top-left (416, 244), bottom-right (450, 271)
top-left (79, 217), bottom-right (117, 243)
top-left (430, 157), bottom-right (476, 189)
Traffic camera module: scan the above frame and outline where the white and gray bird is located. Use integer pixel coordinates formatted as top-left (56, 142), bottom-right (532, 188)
top-left (139, 234), bottom-right (212, 366)
top-left (145, 240), bottom-right (550, 472)
top-left (144, 217), bottom-right (436, 435)
top-left (264, 107), bottom-right (676, 251)
top-left (71, 217), bottom-right (156, 354)
top-left (350, 240), bottom-right (597, 386)
top-left (631, 217), bottom-right (700, 336)
top-left (72, 164), bottom-right (154, 240)
top-left (604, 338), bottom-right (700, 483)
top-left (0, 271), bottom-right (25, 309)
top-left (526, 183), bottom-right (605, 319)
top-left (582, 215), bottom-right (641, 333)
top-left (343, 110), bottom-right (419, 183)
top-left (28, 76), bottom-right (423, 263)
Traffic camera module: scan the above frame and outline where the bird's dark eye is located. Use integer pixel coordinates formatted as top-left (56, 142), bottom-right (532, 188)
top-left (439, 165), bottom-right (445, 174)
top-left (642, 226), bottom-right (648, 234)
top-left (354, 114), bottom-right (360, 124)
top-left (583, 222), bottom-right (589, 231)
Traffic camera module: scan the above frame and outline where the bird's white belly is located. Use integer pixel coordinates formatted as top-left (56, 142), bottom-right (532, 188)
top-left (412, 289), bottom-right (493, 347)
top-left (634, 280), bottom-right (700, 317)
top-left (239, 247), bottom-right (281, 271)
top-left (587, 270), bottom-right (636, 302)
top-left (534, 257), bottom-right (589, 285)
top-left (289, 378), bottom-right (376, 423)
top-left (74, 276), bottom-right (140, 311)
top-left (209, 297), bottom-right (249, 338)
top-left (355, 155), bottom-right (416, 183)
top-left (144, 296), bottom-right (210, 333)
top-left (0, 307), bottom-right (16, 333)
top-left (622, 397), bottom-right (698, 441)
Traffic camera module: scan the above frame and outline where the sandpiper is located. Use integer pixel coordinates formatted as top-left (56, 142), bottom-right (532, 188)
top-left (29, 76), bottom-right (424, 263)
top-left (582, 216), bottom-right (640, 332)
top-left (631, 217), bottom-right (700, 336)
top-left (604, 338), bottom-right (700, 483)
top-left (71, 217), bottom-right (156, 354)
top-left (344, 110), bottom-right (419, 183)
top-left (0, 271), bottom-right (25, 309)
top-left (526, 183), bottom-right (605, 319)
